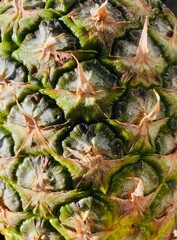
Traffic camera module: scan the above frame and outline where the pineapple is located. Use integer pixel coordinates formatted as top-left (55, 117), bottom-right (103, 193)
top-left (0, 0), bottom-right (177, 239)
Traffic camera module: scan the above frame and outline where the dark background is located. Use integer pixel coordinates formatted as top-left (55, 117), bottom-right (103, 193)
top-left (0, 0), bottom-right (177, 240)
top-left (163, 0), bottom-right (177, 16)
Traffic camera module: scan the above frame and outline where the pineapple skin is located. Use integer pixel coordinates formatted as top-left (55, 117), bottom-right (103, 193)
top-left (0, 0), bottom-right (177, 239)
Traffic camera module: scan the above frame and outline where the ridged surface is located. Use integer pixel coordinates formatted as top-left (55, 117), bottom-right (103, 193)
top-left (0, 0), bottom-right (177, 239)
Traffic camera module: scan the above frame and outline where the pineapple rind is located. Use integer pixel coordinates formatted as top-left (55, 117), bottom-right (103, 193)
top-left (0, 0), bottom-right (177, 239)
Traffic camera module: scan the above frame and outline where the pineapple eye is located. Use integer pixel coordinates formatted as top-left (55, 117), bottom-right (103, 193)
top-left (0, 127), bottom-right (14, 158)
top-left (16, 156), bottom-right (69, 191)
top-left (63, 123), bottom-right (123, 159)
top-left (166, 30), bottom-right (174, 38)
top-left (0, 181), bottom-right (21, 212)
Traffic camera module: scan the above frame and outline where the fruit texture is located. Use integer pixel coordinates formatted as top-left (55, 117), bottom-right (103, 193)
top-left (0, 0), bottom-right (177, 239)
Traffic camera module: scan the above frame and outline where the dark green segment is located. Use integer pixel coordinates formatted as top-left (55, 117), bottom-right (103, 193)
top-left (0, 0), bottom-right (60, 44)
top-left (109, 160), bottom-right (159, 197)
top-left (12, 20), bottom-right (77, 66)
top-left (16, 155), bottom-right (70, 191)
top-left (57, 59), bottom-right (118, 91)
top-left (41, 59), bottom-right (124, 121)
top-left (114, 88), bottom-right (166, 124)
top-left (4, 92), bottom-right (66, 155)
top-left (50, 196), bottom-right (119, 239)
top-left (62, 123), bottom-right (123, 159)
top-left (20, 217), bottom-right (64, 240)
top-left (12, 19), bottom-right (77, 87)
top-left (156, 118), bottom-right (177, 155)
top-left (0, 127), bottom-right (14, 158)
top-left (163, 65), bottom-right (177, 90)
top-left (0, 56), bottom-right (27, 82)
top-left (6, 92), bottom-right (65, 126)
top-left (61, 0), bottom-right (135, 53)
top-left (0, 180), bottom-right (21, 212)
top-left (46, 0), bottom-right (77, 13)
top-left (3, 216), bottom-right (65, 240)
